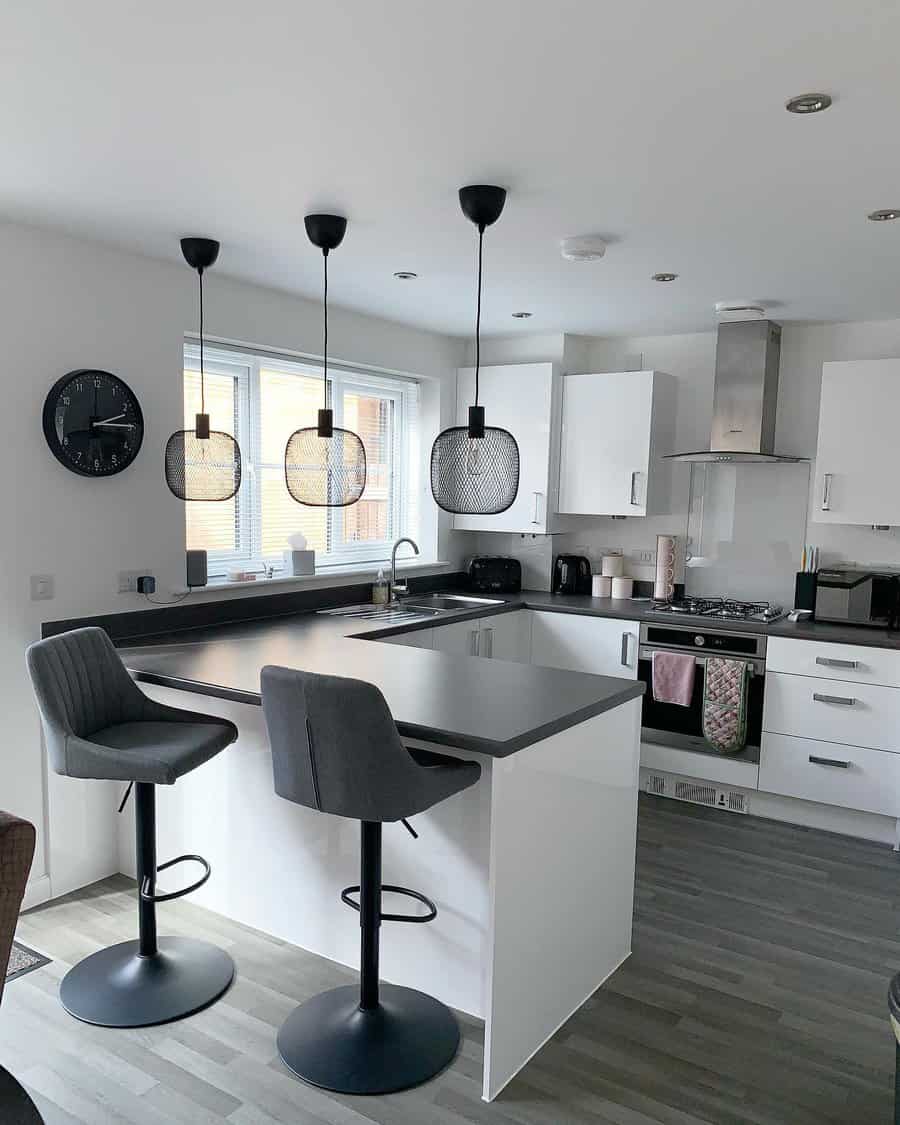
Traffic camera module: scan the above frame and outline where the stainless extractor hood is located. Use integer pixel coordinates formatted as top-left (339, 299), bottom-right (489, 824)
top-left (666, 319), bottom-right (804, 463)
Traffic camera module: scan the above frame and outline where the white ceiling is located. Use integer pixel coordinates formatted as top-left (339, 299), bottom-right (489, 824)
top-left (4, 1), bottom-right (900, 338)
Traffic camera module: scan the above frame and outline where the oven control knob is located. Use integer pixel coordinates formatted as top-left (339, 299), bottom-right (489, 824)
top-left (694, 635), bottom-right (705, 646)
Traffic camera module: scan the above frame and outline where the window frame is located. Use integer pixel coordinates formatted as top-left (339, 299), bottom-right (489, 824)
top-left (183, 343), bottom-right (420, 577)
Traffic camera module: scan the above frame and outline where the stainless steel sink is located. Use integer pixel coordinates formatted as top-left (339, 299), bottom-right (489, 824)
top-left (318, 604), bottom-right (440, 622)
top-left (401, 593), bottom-right (505, 611)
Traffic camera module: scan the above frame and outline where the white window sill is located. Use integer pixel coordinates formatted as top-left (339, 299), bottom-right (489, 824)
top-left (175, 560), bottom-right (453, 595)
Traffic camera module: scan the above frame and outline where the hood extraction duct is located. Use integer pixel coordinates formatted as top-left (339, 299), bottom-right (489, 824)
top-left (665, 319), bottom-right (804, 463)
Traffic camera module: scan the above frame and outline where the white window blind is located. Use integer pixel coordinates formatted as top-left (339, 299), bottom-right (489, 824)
top-left (183, 344), bottom-right (420, 577)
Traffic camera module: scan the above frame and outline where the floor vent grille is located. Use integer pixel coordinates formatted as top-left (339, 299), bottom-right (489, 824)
top-left (642, 771), bottom-right (749, 815)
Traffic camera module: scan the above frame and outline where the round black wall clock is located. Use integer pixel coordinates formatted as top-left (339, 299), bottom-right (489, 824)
top-left (42, 369), bottom-right (144, 477)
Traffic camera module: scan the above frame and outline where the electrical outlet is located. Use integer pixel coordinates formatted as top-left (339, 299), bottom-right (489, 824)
top-left (118, 570), bottom-right (153, 594)
top-left (30, 574), bottom-right (54, 601)
top-left (632, 549), bottom-right (656, 565)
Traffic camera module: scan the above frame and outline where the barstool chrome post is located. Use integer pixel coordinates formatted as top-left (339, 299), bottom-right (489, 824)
top-left (136, 783), bottom-right (158, 958)
top-left (359, 821), bottom-right (381, 1012)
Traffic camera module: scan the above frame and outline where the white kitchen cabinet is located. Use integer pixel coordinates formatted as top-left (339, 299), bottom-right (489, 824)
top-left (557, 370), bottom-right (675, 517)
top-left (432, 611), bottom-right (532, 663)
top-left (530, 612), bottom-right (638, 679)
top-left (812, 359), bottom-right (900, 526)
top-left (453, 363), bottom-right (562, 534)
top-left (379, 628), bottom-right (434, 649)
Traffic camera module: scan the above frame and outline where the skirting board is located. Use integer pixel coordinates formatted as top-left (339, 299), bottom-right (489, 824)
top-left (640, 767), bottom-right (897, 846)
top-left (21, 874), bottom-right (51, 912)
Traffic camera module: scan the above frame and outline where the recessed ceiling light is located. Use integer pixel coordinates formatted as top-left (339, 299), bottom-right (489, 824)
top-left (652, 272), bottom-right (678, 282)
top-left (785, 92), bottom-right (832, 114)
top-left (511, 311), bottom-right (533, 319)
top-left (393, 270), bottom-right (418, 279)
top-left (560, 235), bottom-right (607, 262)
top-left (868, 209), bottom-right (900, 222)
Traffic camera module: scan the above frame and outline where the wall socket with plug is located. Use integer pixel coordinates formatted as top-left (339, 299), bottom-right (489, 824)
top-left (118, 571), bottom-right (155, 594)
top-left (630, 548), bottom-right (657, 565)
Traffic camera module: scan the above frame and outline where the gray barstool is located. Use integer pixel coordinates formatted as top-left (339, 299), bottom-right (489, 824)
top-left (26, 627), bottom-right (237, 1028)
top-left (261, 665), bottom-right (481, 1095)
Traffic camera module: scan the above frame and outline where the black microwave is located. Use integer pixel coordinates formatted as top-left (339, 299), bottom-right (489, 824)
top-left (814, 569), bottom-right (900, 629)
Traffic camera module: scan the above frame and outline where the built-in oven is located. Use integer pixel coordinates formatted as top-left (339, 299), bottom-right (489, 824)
top-left (638, 622), bottom-right (767, 761)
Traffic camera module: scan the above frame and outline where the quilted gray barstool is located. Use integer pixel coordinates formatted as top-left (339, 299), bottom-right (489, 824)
top-left (26, 627), bottom-right (237, 1028)
top-left (261, 665), bottom-right (481, 1095)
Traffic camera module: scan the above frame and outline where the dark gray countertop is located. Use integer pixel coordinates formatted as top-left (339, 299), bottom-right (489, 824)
top-left (121, 599), bottom-right (645, 758)
top-left (121, 587), bottom-right (900, 759)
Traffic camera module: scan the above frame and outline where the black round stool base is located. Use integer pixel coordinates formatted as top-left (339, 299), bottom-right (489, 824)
top-left (59, 937), bottom-right (234, 1028)
top-left (277, 983), bottom-right (460, 1094)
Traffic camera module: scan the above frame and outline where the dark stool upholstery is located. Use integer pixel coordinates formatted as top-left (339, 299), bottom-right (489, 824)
top-left (26, 627), bottom-right (237, 1028)
top-left (889, 974), bottom-right (900, 1124)
top-left (0, 811), bottom-right (42, 1123)
top-left (261, 665), bottom-right (481, 1095)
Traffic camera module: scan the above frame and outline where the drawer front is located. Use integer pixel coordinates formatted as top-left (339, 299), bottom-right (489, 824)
top-left (766, 636), bottom-right (900, 688)
top-left (760, 732), bottom-right (900, 817)
top-left (764, 671), bottom-right (900, 752)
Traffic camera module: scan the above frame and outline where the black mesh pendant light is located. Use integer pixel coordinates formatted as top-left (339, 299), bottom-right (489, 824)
top-left (285, 215), bottom-right (367, 507)
top-left (430, 185), bottom-right (520, 515)
top-left (165, 238), bottom-right (242, 501)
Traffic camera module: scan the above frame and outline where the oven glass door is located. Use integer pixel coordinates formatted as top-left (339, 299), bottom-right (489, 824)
top-left (638, 651), bottom-right (764, 756)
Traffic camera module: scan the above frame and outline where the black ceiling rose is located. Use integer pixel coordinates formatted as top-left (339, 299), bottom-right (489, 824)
top-left (164, 237), bottom-right (243, 502)
top-left (458, 185), bottom-right (507, 230)
top-left (430, 184), bottom-right (520, 515)
top-left (284, 213), bottom-right (366, 508)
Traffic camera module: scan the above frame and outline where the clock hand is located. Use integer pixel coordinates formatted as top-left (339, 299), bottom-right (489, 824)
top-left (91, 413), bottom-right (126, 427)
top-left (94, 422), bottom-right (135, 429)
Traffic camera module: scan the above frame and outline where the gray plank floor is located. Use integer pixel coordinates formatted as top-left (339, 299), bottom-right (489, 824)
top-left (3, 795), bottom-right (898, 1124)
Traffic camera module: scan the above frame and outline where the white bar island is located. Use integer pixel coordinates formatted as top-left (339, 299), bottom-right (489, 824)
top-left (122, 607), bottom-right (644, 1101)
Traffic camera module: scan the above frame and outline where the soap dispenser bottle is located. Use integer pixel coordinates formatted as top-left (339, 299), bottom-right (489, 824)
top-left (372, 568), bottom-right (390, 605)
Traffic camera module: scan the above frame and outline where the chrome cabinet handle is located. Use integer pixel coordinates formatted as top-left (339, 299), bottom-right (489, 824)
top-left (630, 471), bottom-right (640, 506)
top-left (532, 492), bottom-right (541, 525)
top-left (621, 632), bottom-right (631, 667)
top-left (816, 656), bottom-right (859, 669)
top-left (822, 472), bottom-right (832, 511)
top-left (809, 754), bottom-right (851, 768)
top-left (470, 629), bottom-right (480, 656)
top-left (483, 627), bottom-right (494, 658)
top-left (812, 692), bottom-right (856, 706)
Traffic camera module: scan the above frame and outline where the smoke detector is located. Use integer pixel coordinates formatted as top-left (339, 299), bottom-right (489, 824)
top-left (715, 300), bottom-right (767, 322)
top-left (560, 235), bottom-right (607, 262)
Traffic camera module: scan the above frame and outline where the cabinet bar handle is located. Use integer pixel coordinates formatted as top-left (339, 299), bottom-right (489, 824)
top-left (470, 629), bottom-right (480, 656)
top-left (483, 627), bottom-right (494, 658)
top-left (809, 755), bottom-right (851, 768)
top-left (822, 473), bottom-right (832, 511)
top-left (621, 632), bottom-right (630, 667)
top-left (532, 492), bottom-right (541, 525)
top-left (630, 472), bottom-right (640, 506)
top-left (812, 692), bottom-right (856, 706)
top-left (816, 656), bottom-right (859, 669)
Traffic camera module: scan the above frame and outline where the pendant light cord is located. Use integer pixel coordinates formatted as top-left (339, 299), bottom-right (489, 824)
top-left (323, 250), bottom-right (329, 410)
top-left (474, 225), bottom-right (484, 407)
top-left (198, 267), bottom-right (206, 416)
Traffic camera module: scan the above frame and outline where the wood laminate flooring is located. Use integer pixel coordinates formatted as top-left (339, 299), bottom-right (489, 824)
top-left (3, 795), bottom-right (897, 1124)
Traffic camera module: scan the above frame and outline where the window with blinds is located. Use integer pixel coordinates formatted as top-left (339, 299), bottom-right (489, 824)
top-left (183, 344), bottom-right (420, 576)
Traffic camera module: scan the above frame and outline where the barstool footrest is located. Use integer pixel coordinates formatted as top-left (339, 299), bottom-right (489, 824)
top-left (140, 854), bottom-right (211, 903)
top-left (340, 883), bottom-right (437, 923)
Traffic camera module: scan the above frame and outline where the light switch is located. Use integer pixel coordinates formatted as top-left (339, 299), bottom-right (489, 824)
top-left (30, 574), bottom-right (55, 601)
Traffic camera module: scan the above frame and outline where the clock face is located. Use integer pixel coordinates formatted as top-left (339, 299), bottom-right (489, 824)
top-left (42, 369), bottom-right (144, 477)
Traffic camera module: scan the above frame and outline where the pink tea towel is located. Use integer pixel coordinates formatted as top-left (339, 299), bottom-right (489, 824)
top-left (651, 650), bottom-right (696, 706)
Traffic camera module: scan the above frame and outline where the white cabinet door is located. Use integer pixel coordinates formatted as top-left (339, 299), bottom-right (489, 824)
top-left (433, 618), bottom-right (484, 657)
top-left (813, 359), bottom-right (900, 526)
top-left (530, 612), bottom-right (638, 679)
top-left (479, 610), bottom-right (532, 664)
top-left (379, 628), bottom-right (434, 650)
top-left (557, 371), bottom-right (674, 517)
top-left (453, 364), bottom-right (559, 533)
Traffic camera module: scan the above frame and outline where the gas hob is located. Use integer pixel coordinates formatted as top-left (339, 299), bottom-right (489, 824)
top-left (649, 596), bottom-right (786, 624)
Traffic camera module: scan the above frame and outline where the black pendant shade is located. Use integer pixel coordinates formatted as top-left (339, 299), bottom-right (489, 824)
top-left (285, 215), bottom-right (366, 507)
top-left (430, 186), bottom-right (520, 515)
top-left (165, 237), bottom-right (242, 502)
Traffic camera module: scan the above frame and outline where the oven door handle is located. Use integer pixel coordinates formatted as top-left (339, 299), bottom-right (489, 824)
top-left (639, 647), bottom-right (761, 676)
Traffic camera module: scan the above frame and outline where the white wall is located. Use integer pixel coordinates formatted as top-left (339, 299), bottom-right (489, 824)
top-left (0, 221), bottom-right (462, 898)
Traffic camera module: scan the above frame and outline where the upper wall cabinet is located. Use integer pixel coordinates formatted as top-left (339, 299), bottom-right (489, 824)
top-left (557, 370), bottom-right (676, 517)
top-left (813, 359), bottom-right (900, 526)
top-left (453, 363), bottom-right (562, 533)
